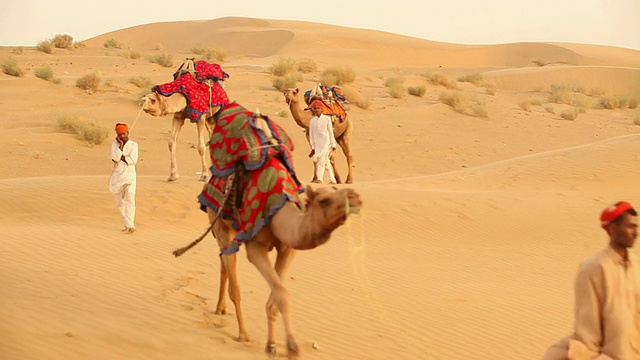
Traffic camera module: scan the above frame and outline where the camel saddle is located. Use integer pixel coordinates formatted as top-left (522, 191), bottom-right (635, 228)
top-left (198, 102), bottom-right (304, 255)
top-left (304, 83), bottom-right (348, 123)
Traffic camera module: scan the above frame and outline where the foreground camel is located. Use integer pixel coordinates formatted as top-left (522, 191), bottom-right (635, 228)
top-left (283, 88), bottom-right (354, 183)
top-left (141, 92), bottom-right (213, 181)
top-left (183, 101), bottom-right (362, 359)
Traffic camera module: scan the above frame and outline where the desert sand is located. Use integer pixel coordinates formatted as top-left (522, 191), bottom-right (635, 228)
top-left (1, 17), bottom-right (640, 360)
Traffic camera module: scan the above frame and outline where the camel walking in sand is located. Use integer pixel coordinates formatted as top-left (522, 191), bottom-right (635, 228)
top-left (283, 88), bottom-right (354, 184)
top-left (175, 100), bottom-right (362, 359)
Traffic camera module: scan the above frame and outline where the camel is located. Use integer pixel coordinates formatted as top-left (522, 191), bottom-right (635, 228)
top-left (283, 88), bottom-right (354, 184)
top-left (188, 101), bottom-right (363, 359)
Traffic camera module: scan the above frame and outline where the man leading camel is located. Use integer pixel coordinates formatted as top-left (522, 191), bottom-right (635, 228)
top-left (543, 201), bottom-right (640, 360)
top-left (307, 99), bottom-right (337, 184)
top-left (109, 123), bottom-right (138, 234)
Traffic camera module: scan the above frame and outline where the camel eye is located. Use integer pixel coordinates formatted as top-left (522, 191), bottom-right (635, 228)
top-left (318, 198), bottom-right (331, 207)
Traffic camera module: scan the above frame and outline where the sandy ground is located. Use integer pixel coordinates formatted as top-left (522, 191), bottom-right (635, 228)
top-left (1, 17), bottom-right (640, 360)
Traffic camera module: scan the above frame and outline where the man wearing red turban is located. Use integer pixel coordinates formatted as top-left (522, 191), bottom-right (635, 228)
top-left (543, 201), bottom-right (640, 360)
top-left (307, 99), bottom-right (337, 184)
top-left (109, 123), bottom-right (139, 234)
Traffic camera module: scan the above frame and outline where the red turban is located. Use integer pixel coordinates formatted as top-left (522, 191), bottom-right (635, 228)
top-left (600, 201), bottom-right (634, 229)
top-left (115, 123), bottom-right (129, 134)
top-left (310, 99), bottom-right (324, 109)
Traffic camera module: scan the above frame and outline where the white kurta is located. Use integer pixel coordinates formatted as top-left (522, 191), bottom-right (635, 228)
top-left (110, 140), bottom-right (138, 229)
top-left (309, 114), bottom-right (337, 183)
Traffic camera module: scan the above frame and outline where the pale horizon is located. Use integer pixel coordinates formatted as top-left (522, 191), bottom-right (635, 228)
top-left (1, 0), bottom-right (639, 50)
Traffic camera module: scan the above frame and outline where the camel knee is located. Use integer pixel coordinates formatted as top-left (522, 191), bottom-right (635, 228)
top-left (168, 138), bottom-right (176, 152)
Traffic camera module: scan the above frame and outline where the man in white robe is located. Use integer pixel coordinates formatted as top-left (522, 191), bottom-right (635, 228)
top-left (307, 99), bottom-right (337, 184)
top-left (109, 123), bottom-right (138, 234)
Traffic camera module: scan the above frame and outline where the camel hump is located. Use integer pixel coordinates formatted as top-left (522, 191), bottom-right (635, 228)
top-left (173, 58), bottom-right (197, 80)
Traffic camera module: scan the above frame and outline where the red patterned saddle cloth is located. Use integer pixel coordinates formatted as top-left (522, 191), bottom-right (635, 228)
top-left (198, 102), bottom-right (303, 254)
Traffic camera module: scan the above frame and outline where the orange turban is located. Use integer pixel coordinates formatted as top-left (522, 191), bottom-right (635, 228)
top-left (115, 123), bottom-right (129, 134)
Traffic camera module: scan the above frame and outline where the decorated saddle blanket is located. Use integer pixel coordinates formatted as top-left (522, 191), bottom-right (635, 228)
top-left (153, 61), bottom-right (230, 122)
top-left (304, 85), bottom-right (348, 122)
top-left (173, 59), bottom-right (230, 82)
top-left (197, 102), bottom-right (304, 254)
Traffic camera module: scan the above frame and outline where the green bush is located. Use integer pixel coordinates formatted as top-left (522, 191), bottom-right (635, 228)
top-left (76, 73), bottom-right (101, 93)
top-left (52, 34), bottom-right (74, 49)
top-left (36, 40), bottom-right (54, 54)
top-left (56, 114), bottom-right (109, 146)
top-left (149, 54), bottom-right (173, 67)
top-left (1, 57), bottom-right (25, 77)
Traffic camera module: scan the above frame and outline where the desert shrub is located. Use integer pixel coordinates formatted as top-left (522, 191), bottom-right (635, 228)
top-left (618, 97), bottom-right (628, 109)
top-left (104, 38), bottom-right (124, 49)
top-left (52, 34), bottom-right (74, 49)
top-left (588, 87), bottom-right (606, 97)
top-left (76, 73), bottom-right (101, 93)
top-left (571, 94), bottom-right (592, 111)
top-left (272, 74), bottom-right (299, 92)
top-left (519, 100), bottom-right (531, 112)
top-left (483, 82), bottom-right (496, 95)
top-left (34, 67), bottom-right (54, 81)
top-left (1, 57), bottom-right (25, 77)
top-left (629, 97), bottom-right (639, 109)
top-left (530, 98), bottom-right (542, 106)
top-left (74, 41), bottom-right (86, 48)
top-left (119, 49), bottom-right (141, 59)
top-left (634, 113), bottom-right (640, 125)
top-left (319, 73), bottom-right (338, 87)
top-left (560, 109), bottom-right (579, 120)
top-left (408, 85), bottom-right (427, 97)
top-left (572, 85), bottom-right (587, 94)
top-left (548, 84), bottom-right (573, 104)
top-left (127, 76), bottom-right (151, 88)
top-left (457, 73), bottom-right (483, 84)
top-left (544, 104), bottom-right (555, 114)
top-left (471, 102), bottom-right (489, 118)
top-left (599, 96), bottom-right (620, 109)
top-left (425, 73), bottom-right (457, 89)
top-left (297, 58), bottom-right (317, 73)
top-left (439, 91), bottom-right (465, 113)
top-left (341, 85), bottom-right (370, 110)
top-left (12, 47), bottom-right (24, 55)
top-left (191, 47), bottom-right (227, 62)
top-left (149, 54), bottom-right (173, 67)
top-left (439, 91), bottom-right (487, 117)
top-left (36, 40), bottom-right (54, 54)
top-left (268, 57), bottom-right (296, 76)
top-left (56, 114), bottom-right (109, 146)
top-left (321, 65), bottom-right (356, 85)
top-left (384, 77), bottom-right (405, 99)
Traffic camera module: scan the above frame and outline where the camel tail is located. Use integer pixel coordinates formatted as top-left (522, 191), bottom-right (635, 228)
top-left (172, 226), bottom-right (212, 257)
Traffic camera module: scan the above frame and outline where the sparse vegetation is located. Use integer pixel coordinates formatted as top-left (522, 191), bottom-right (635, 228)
top-left (634, 113), bottom-right (640, 126)
top-left (127, 76), bottom-right (151, 89)
top-left (532, 59), bottom-right (547, 67)
top-left (599, 96), bottom-right (620, 109)
top-left (544, 104), bottom-right (555, 114)
top-left (548, 83), bottom-right (573, 104)
top-left (530, 99), bottom-right (542, 106)
top-left (119, 49), bottom-right (141, 59)
top-left (76, 73), bottom-right (101, 93)
top-left (191, 47), bottom-right (227, 62)
top-left (408, 85), bottom-right (427, 97)
top-left (268, 57), bottom-right (296, 76)
top-left (34, 67), bottom-right (60, 84)
top-left (272, 74), bottom-right (299, 92)
top-left (1, 57), bottom-right (25, 77)
top-left (457, 73), bottom-right (483, 85)
top-left (439, 91), bottom-right (465, 113)
top-left (36, 40), bottom-right (54, 54)
top-left (424, 73), bottom-right (457, 89)
top-left (483, 82), bottom-right (497, 95)
top-left (439, 91), bottom-right (487, 117)
top-left (384, 77), bottom-right (405, 99)
top-left (56, 114), bottom-right (109, 146)
top-left (341, 85), bottom-right (370, 110)
top-left (149, 54), bottom-right (173, 67)
top-left (104, 38), bottom-right (124, 49)
top-left (320, 65), bottom-right (356, 85)
top-left (52, 34), bottom-right (74, 49)
top-left (297, 58), bottom-right (317, 73)
top-left (74, 41), bottom-right (86, 48)
top-left (629, 97), bottom-right (639, 109)
top-left (519, 100), bottom-right (531, 112)
top-left (560, 109), bottom-right (579, 120)
top-left (12, 47), bottom-right (24, 55)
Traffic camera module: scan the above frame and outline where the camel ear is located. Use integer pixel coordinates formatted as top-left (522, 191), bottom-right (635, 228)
top-left (294, 88), bottom-right (299, 94)
top-left (305, 185), bottom-right (316, 202)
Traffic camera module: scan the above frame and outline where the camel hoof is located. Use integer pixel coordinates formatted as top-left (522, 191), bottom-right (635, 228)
top-left (167, 175), bottom-right (179, 182)
top-left (346, 179), bottom-right (353, 184)
top-left (236, 333), bottom-right (251, 342)
top-left (265, 342), bottom-right (277, 356)
top-left (287, 339), bottom-right (300, 359)
top-left (214, 308), bottom-right (226, 315)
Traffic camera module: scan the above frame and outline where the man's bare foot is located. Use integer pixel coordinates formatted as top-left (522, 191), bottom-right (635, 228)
top-left (311, 180), bottom-right (322, 184)
top-left (124, 227), bottom-right (136, 234)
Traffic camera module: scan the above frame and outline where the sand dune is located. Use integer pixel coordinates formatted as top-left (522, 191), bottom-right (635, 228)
top-left (1, 17), bottom-right (640, 360)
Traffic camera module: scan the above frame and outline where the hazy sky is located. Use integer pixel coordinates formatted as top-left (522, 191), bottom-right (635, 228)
top-left (1, 0), bottom-right (639, 50)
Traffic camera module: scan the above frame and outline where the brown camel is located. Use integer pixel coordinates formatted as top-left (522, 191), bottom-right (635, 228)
top-left (190, 102), bottom-right (362, 359)
top-left (141, 91), bottom-right (214, 182)
top-left (283, 88), bottom-right (354, 183)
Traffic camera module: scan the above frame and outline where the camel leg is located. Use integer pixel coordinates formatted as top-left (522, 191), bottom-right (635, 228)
top-left (214, 254), bottom-right (227, 315)
top-left (245, 242), bottom-right (299, 359)
top-left (304, 129), bottom-right (319, 183)
top-left (209, 213), bottom-right (250, 342)
top-left (196, 117), bottom-right (210, 182)
top-left (329, 151), bottom-right (341, 184)
top-left (337, 121), bottom-right (354, 183)
top-left (168, 114), bottom-right (186, 182)
top-left (265, 247), bottom-right (297, 355)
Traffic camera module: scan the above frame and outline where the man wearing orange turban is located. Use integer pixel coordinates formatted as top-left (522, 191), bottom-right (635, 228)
top-left (109, 123), bottom-right (138, 234)
top-left (543, 201), bottom-right (640, 360)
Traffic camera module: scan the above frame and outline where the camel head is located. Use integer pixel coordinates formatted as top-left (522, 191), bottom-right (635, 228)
top-left (305, 185), bottom-right (362, 231)
top-left (141, 92), bottom-right (187, 117)
top-left (283, 88), bottom-right (300, 106)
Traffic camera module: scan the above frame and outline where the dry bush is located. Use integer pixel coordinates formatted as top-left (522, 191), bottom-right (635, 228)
top-left (340, 85), bottom-right (370, 110)
top-left (532, 59), bottom-right (547, 67)
top-left (408, 85), bottom-right (427, 97)
top-left (471, 102), bottom-right (489, 118)
top-left (1, 57), bottom-right (25, 77)
top-left (572, 85), bottom-right (587, 94)
top-left (531, 98), bottom-right (543, 106)
top-left (544, 104), bottom-right (555, 114)
top-left (36, 40), bottom-right (54, 54)
top-left (119, 49), bottom-right (141, 59)
top-left (457, 73), bottom-right (483, 85)
top-left (149, 54), bottom-right (173, 67)
top-left (104, 38), bottom-right (124, 49)
top-left (52, 34), bottom-right (74, 49)
top-left (272, 74), bottom-right (299, 92)
top-left (12, 47), bottom-right (23, 55)
top-left (425, 73), bottom-right (457, 89)
top-left (531, 85), bottom-right (545, 92)
top-left (483, 82), bottom-right (497, 95)
top-left (319, 73), bottom-right (338, 87)
top-left (629, 97), bottom-right (639, 109)
top-left (560, 109), bottom-right (579, 120)
top-left (76, 73), bottom-right (101, 93)
top-left (321, 65), bottom-right (356, 85)
top-left (268, 57), bottom-right (296, 76)
top-left (34, 67), bottom-right (54, 81)
top-left (297, 58), bottom-right (317, 73)
top-left (74, 41), bottom-right (86, 48)
top-left (599, 96), bottom-right (620, 109)
top-left (191, 47), bottom-right (227, 62)
top-left (618, 97), bottom-right (628, 109)
top-left (571, 94), bottom-right (592, 111)
top-left (588, 87), bottom-right (607, 97)
top-left (384, 76), bottom-right (405, 99)
top-left (128, 76), bottom-right (151, 89)
top-left (104, 79), bottom-right (116, 87)
top-left (519, 100), bottom-right (531, 112)
top-left (56, 114), bottom-right (109, 146)
top-left (439, 91), bottom-right (466, 113)
top-left (634, 113), bottom-right (640, 126)
top-left (548, 84), bottom-right (573, 104)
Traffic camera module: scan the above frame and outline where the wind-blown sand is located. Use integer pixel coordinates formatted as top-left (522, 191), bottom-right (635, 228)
top-left (1, 17), bottom-right (640, 360)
